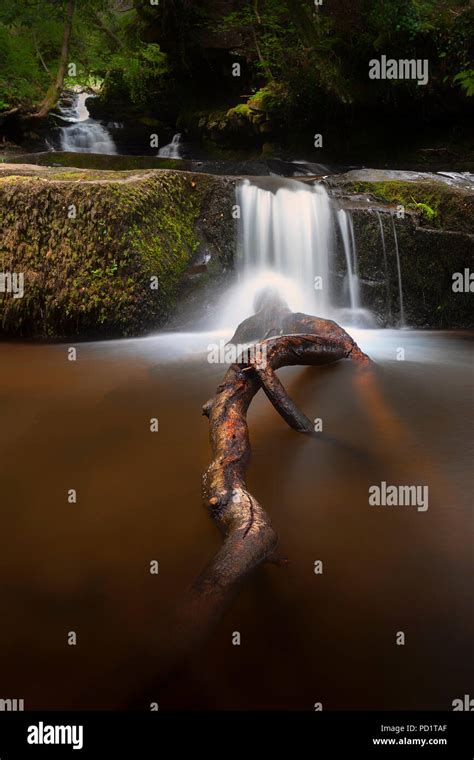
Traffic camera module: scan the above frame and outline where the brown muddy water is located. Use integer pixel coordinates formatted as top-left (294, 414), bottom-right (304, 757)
top-left (0, 329), bottom-right (472, 710)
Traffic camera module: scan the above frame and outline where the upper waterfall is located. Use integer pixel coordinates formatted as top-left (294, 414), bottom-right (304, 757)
top-left (158, 133), bottom-right (183, 159)
top-left (56, 92), bottom-right (117, 154)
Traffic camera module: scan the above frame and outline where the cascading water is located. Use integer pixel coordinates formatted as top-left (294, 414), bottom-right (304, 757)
top-left (158, 133), bottom-right (182, 159)
top-left (215, 178), bottom-right (374, 332)
top-left (57, 92), bottom-right (116, 154)
top-left (391, 217), bottom-right (405, 326)
top-left (376, 211), bottom-right (393, 323)
top-left (336, 209), bottom-right (360, 311)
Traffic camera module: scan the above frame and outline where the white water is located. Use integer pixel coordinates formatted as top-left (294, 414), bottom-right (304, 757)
top-left (376, 210), bottom-right (393, 323)
top-left (391, 217), bottom-right (405, 326)
top-left (215, 178), bottom-right (377, 332)
top-left (83, 329), bottom-right (472, 370)
top-left (57, 92), bottom-right (116, 154)
top-left (216, 179), bottom-right (332, 329)
top-left (158, 133), bottom-right (182, 159)
top-left (336, 208), bottom-right (360, 310)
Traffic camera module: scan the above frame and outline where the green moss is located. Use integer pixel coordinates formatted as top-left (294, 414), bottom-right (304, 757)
top-left (248, 83), bottom-right (286, 113)
top-left (138, 117), bottom-right (163, 128)
top-left (200, 84), bottom-right (288, 142)
top-left (345, 180), bottom-right (474, 234)
top-left (410, 200), bottom-right (437, 221)
top-left (0, 169), bottom-right (222, 338)
top-left (227, 103), bottom-right (251, 120)
top-left (7, 151), bottom-right (187, 172)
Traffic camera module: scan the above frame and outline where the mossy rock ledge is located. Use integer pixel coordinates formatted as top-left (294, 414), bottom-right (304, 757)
top-left (325, 171), bottom-right (474, 328)
top-left (0, 166), bottom-right (235, 338)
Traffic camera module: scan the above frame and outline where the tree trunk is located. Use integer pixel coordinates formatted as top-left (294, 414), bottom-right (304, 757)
top-left (36, 0), bottom-right (75, 118)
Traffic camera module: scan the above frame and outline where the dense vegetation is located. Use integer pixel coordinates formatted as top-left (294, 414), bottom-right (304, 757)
top-left (0, 0), bottom-right (472, 157)
top-left (0, 0), bottom-right (167, 112)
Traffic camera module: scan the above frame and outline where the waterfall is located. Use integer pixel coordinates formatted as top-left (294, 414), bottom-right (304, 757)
top-left (391, 217), bottom-right (405, 326)
top-left (237, 179), bottom-right (332, 315)
top-left (376, 211), bottom-right (393, 323)
top-left (336, 209), bottom-right (360, 311)
top-left (215, 178), bottom-right (377, 331)
top-left (158, 133), bottom-right (182, 159)
top-left (57, 92), bottom-right (116, 154)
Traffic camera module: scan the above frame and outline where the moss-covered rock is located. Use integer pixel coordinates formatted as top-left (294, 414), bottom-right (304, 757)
top-left (327, 172), bottom-right (474, 234)
top-left (0, 166), bottom-right (235, 338)
top-left (324, 171), bottom-right (474, 327)
top-left (7, 151), bottom-right (190, 172)
top-left (348, 180), bottom-right (474, 233)
top-left (346, 208), bottom-right (474, 328)
top-left (178, 84), bottom-right (287, 149)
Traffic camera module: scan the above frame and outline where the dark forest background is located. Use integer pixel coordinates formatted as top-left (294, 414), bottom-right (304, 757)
top-left (0, 0), bottom-right (473, 160)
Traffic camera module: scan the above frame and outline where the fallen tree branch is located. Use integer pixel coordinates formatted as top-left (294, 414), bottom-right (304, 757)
top-left (128, 299), bottom-right (371, 706)
top-left (228, 288), bottom-right (370, 367)
top-left (252, 358), bottom-right (314, 432)
top-left (181, 313), bottom-right (370, 645)
top-left (170, 334), bottom-right (350, 655)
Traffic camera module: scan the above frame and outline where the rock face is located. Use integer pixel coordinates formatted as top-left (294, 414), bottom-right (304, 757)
top-left (346, 208), bottom-right (473, 328)
top-left (0, 165), bottom-right (472, 338)
top-left (0, 166), bottom-right (235, 338)
top-left (326, 172), bottom-right (474, 328)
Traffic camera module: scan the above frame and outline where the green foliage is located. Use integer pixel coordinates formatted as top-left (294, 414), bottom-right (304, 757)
top-left (108, 44), bottom-right (168, 105)
top-left (217, 0), bottom-right (348, 133)
top-left (0, 0), bottom-right (471, 136)
top-left (366, 0), bottom-right (438, 47)
top-left (0, 0), bottom-right (168, 112)
top-left (248, 85), bottom-right (286, 112)
top-left (217, 0), bottom-right (473, 128)
top-left (219, 0), bottom-right (341, 92)
top-left (0, 21), bottom-right (46, 107)
top-left (362, 0), bottom-right (474, 96)
top-left (453, 69), bottom-right (474, 97)
top-left (0, 0), bottom-right (69, 108)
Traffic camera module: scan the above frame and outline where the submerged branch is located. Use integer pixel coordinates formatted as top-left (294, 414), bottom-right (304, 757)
top-left (129, 298), bottom-right (371, 706)
top-left (184, 301), bottom-right (370, 647)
